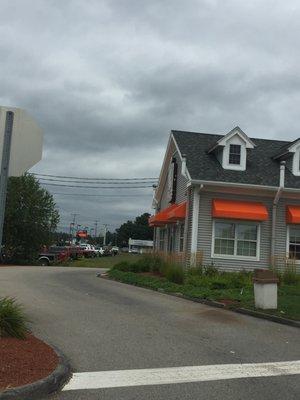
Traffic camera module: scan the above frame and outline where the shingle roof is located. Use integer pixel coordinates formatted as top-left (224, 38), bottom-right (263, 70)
top-left (172, 130), bottom-right (300, 189)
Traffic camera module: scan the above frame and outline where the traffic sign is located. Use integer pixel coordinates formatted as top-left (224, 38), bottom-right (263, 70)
top-left (0, 106), bottom-right (43, 176)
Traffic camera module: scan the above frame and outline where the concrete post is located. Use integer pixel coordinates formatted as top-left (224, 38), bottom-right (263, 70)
top-left (253, 269), bottom-right (279, 310)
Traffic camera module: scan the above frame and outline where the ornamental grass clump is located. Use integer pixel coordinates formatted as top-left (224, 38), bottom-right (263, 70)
top-left (0, 297), bottom-right (29, 339)
top-left (282, 266), bottom-right (299, 285)
top-left (164, 264), bottom-right (185, 284)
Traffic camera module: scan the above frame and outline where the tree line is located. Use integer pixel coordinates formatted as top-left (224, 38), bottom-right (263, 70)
top-left (1, 174), bottom-right (153, 263)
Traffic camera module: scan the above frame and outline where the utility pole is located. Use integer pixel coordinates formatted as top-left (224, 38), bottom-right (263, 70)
top-left (0, 111), bottom-right (14, 259)
top-left (103, 224), bottom-right (108, 246)
top-left (94, 220), bottom-right (99, 238)
top-left (70, 213), bottom-right (78, 242)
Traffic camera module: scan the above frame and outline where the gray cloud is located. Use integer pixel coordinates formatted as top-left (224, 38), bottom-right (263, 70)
top-left (1, 0), bottom-right (300, 230)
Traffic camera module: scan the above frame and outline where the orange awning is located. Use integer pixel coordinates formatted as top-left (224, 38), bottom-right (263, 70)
top-left (149, 204), bottom-right (178, 227)
top-left (149, 203), bottom-right (187, 227)
top-left (212, 199), bottom-right (268, 221)
top-left (168, 202), bottom-right (187, 221)
top-left (286, 205), bottom-right (300, 224)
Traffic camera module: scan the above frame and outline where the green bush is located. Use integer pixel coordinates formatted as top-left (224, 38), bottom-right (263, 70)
top-left (164, 264), bottom-right (185, 284)
top-left (0, 297), bottom-right (29, 339)
top-left (226, 271), bottom-right (252, 288)
top-left (188, 266), bottom-right (203, 276)
top-left (282, 268), bottom-right (299, 285)
top-left (185, 274), bottom-right (208, 287)
top-left (112, 259), bottom-right (151, 273)
top-left (209, 277), bottom-right (230, 290)
top-left (112, 261), bottom-right (132, 272)
top-left (203, 265), bottom-right (218, 276)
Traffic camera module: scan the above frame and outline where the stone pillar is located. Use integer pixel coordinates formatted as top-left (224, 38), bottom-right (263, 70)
top-left (253, 269), bottom-right (279, 310)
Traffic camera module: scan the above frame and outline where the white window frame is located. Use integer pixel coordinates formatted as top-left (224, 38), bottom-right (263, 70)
top-left (211, 219), bottom-right (261, 261)
top-left (222, 135), bottom-right (247, 171)
top-left (286, 225), bottom-right (300, 264)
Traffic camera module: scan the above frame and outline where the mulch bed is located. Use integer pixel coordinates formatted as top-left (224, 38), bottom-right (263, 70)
top-left (0, 334), bottom-right (58, 391)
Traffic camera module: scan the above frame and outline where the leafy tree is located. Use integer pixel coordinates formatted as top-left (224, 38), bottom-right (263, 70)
top-left (2, 174), bottom-right (59, 263)
top-left (116, 213), bottom-right (153, 247)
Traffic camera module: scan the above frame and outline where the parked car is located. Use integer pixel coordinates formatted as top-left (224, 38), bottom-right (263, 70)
top-left (79, 244), bottom-right (97, 258)
top-left (49, 245), bottom-right (84, 260)
top-left (111, 246), bottom-right (119, 256)
top-left (38, 246), bottom-right (70, 266)
top-left (94, 246), bottom-right (105, 257)
top-left (128, 247), bottom-right (139, 254)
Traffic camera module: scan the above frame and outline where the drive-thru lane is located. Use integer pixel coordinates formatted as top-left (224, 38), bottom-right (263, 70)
top-left (0, 266), bottom-right (299, 399)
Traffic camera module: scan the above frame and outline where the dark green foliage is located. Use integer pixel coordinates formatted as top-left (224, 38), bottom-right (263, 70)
top-left (282, 268), bottom-right (299, 285)
top-left (3, 174), bottom-right (59, 263)
top-left (203, 265), bottom-right (218, 276)
top-left (112, 261), bottom-right (133, 272)
top-left (188, 266), bottom-right (203, 276)
top-left (108, 269), bottom-right (182, 293)
top-left (164, 264), bottom-right (185, 284)
top-left (138, 253), bottom-right (164, 273)
top-left (0, 297), bottom-right (29, 339)
top-left (112, 259), bottom-right (150, 273)
top-left (116, 213), bottom-right (153, 247)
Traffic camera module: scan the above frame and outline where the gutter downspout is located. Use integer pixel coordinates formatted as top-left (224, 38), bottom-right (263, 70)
top-left (271, 161), bottom-right (285, 266)
top-left (190, 184), bottom-right (204, 267)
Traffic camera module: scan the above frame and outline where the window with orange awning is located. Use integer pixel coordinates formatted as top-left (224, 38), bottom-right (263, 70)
top-left (286, 205), bottom-right (300, 224)
top-left (212, 199), bottom-right (268, 221)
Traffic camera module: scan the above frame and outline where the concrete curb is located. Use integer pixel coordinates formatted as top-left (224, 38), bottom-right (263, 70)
top-left (0, 344), bottom-right (72, 400)
top-left (102, 274), bottom-right (300, 329)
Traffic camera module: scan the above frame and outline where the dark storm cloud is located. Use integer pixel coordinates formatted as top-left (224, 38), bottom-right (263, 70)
top-left (1, 0), bottom-right (300, 229)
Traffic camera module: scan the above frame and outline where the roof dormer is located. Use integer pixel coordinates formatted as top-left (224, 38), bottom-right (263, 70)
top-left (207, 127), bottom-right (255, 171)
top-left (273, 138), bottom-right (300, 177)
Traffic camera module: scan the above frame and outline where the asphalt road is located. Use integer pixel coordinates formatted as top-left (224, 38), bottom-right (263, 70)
top-left (0, 266), bottom-right (299, 399)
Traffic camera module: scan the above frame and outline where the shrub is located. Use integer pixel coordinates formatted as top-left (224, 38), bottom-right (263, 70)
top-left (226, 272), bottom-right (252, 288)
top-left (209, 277), bottom-right (230, 290)
top-left (135, 254), bottom-right (162, 273)
top-left (188, 266), bottom-right (203, 276)
top-left (164, 264), bottom-right (185, 284)
top-left (185, 274), bottom-right (206, 287)
top-left (112, 261), bottom-right (132, 272)
top-left (0, 297), bottom-right (29, 339)
top-left (203, 265), bottom-right (218, 276)
top-left (282, 267), bottom-right (299, 285)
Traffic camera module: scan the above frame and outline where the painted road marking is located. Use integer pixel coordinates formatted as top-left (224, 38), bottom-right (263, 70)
top-left (63, 360), bottom-right (300, 391)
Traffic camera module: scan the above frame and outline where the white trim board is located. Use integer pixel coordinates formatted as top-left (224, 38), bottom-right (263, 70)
top-left (63, 360), bottom-right (300, 391)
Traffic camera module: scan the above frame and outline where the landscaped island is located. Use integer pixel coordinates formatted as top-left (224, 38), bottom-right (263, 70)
top-left (107, 254), bottom-right (300, 321)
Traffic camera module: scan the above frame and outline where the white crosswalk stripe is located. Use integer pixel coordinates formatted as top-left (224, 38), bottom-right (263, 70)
top-left (63, 360), bottom-right (300, 391)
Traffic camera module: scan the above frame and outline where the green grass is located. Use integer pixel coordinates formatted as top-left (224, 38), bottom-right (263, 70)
top-left (67, 253), bottom-right (143, 269)
top-left (108, 269), bottom-right (300, 321)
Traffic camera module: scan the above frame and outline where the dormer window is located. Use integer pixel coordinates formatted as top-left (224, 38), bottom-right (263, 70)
top-left (207, 127), bottom-right (255, 172)
top-left (293, 147), bottom-right (300, 176)
top-left (229, 144), bottom-right (241, 165)
top-left (272, 138), bottom-right (300, 177)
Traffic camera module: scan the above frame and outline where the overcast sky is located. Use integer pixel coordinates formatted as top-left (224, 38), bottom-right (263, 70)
top-left (1, 0), bottom-right (300, 233)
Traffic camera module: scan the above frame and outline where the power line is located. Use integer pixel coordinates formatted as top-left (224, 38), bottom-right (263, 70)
top-left (37, 177), bottom-right (157, 185)
top-left (51, 192), bottom-right (152, 197)
top-left (32, 173), bottom-right (158, 181)
top-left (39, 182), bottom-right (154, 189)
